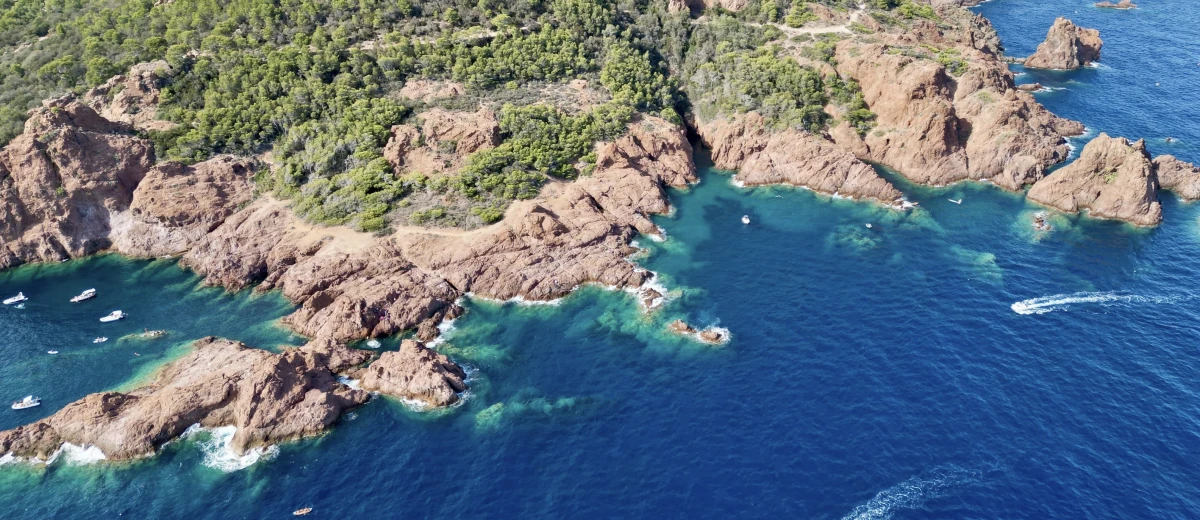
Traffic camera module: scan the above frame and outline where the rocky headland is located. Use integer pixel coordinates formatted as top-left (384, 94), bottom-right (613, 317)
top-left (1023, 18), bottom-right (1103, 70)
top-left (1026, 135), bottom-right (1200, 226)
top-left (0, 336), bottom-right (469, 462)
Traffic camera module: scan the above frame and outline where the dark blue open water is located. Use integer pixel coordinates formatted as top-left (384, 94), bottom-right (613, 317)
top-left (2, 1), bottom-right (1200, 518)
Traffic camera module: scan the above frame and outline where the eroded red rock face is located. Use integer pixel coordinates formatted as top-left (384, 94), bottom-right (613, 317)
top-left (1024, 18), bottom-right (1103, 70)
top-left (0, 97), bottom-right (153, 268)
top-left (1028, 134), bottom-right (1161, 226)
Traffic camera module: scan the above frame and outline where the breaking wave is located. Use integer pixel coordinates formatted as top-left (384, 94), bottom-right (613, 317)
top-left (184, 425), bottom-right (278, 472)
top-left (1011, 291), bottom-right (1182, 315)
top-left (841, 467), bottom-right (980, 520)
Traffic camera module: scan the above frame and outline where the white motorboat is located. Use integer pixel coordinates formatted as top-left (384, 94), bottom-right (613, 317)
top-left (93, 337), bottom-right (108, 343)
top-left (11, 395), bottom-right (40, 410)
top-left (70, 288), bottom-right (97, 303)
top-left (366, 339), bottom-right (382, 349)
top-left (865, 223), bottom-right (873, 229)
top-left (293, 507), bottom-right (313, 516)
top-left (741, 215), bottom-right (751, 225)
top-left (47, 350), bottom-right (58, 355)
top-left (99, 310), bottom-right (125, 322)
top-left (949, 198), bottom-right (963, 205)
top-left (3, 292), bottom-right (27, 305)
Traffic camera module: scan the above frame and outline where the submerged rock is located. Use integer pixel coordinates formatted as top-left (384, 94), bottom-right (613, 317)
top-left (1024, 18), bottom-right (1103, 70)
top-left (666, 319), bottom-right (729, 345)
top-left (1027, 134), bottom-right (1161, 226)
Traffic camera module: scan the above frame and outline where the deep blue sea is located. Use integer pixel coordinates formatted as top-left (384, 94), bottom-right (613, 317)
top-left (2, 1), bottom-right (1200, 518)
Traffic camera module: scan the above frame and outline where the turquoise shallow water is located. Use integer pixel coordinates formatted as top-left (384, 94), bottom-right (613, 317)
top-left (3, 1), bottom-right (1200, 518)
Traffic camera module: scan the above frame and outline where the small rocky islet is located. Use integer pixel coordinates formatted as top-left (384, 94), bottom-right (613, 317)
top-left (0, 0), bottom-right (1196, 464)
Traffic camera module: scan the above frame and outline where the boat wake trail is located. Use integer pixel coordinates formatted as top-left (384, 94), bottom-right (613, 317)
top-left (841, 466), bottom-right (980, 520)
top-left (1011, 291), bottom-right (1182, 315)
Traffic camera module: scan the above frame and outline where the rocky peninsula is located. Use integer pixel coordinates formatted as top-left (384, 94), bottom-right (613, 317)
top-left (0, 337), bottom-right (469, 462)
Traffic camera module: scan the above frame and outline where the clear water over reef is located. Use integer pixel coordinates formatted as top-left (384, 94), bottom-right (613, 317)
top-left (3, 1), bottom-right (1200, 518)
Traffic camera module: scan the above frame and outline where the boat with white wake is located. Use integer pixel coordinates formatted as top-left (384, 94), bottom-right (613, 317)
top-left (100, 310), bottom-right (126, 322)
top-left (93, 337), bottom-right (108, 343)
top-left (3, 292), bottom-right (27, 305)
top-left (70, 288), bottom-right (97, 303)
top-left (11, 395), bottom-right (40, 410)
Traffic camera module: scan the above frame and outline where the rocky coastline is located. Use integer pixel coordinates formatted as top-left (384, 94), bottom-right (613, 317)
top-left (2, 0), bottom-right (1198, 465)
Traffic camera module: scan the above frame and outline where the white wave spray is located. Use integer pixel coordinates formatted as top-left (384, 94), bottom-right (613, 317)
top-left (183, 424), bottom-right (278, 472)
top-left (841, 467), bottom-right (980, 520)
top-left (1011, 291), bottom-right (1182, 315)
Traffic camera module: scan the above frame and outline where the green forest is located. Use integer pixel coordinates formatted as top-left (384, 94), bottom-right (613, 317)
top-left (0, 0), bottom-right (931, 230)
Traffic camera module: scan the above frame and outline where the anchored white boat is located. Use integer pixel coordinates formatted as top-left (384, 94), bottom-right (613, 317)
top-left (70, 288), bottom-right (97, 303)
top-left (11, 395), bottom-right (40, 410)
top-left (293, 507), bottom-right (313, 516)
top-left (3, 292), bottom-right (27, 305)
top-left (47, 350), bottom-right (58, 355)
top-left (93, 337), bottom-right (108, 343)
top-left (949, 198), bottom-right (963, 205)
top-left (99, 310), bottom-right (125, 322)
top-left (741, 215), bottom-right (751, 225)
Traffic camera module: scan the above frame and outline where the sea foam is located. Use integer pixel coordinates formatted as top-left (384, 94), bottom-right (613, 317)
top-left (1011, 291), bottom-right (1180, 315)
top-left (841, 467), bottom-right (980, 520)
top-left (183, 425), bottom-right (278, 472)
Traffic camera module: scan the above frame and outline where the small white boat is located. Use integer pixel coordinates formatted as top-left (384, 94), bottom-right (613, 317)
top-left (93, 337), bottom-right (108, 343)
top-left (99, 311), bottom-right (125, 323)
top-left (11, 395), bottom-right (40, 410)
top-left (865, 223), bottom-right (873, 229)
top-left (294, 507), bottom-right (313, 516)
top-left (741, 215), bottom-right (751, 225)
top-left (949, 198), bottom-right (963, 205)
top-left (366, 339), bottom-right (382, 349)
top-left (3, 292), bottom-right (27, 305)
top-left (70, 288), bottom-right (97, 303)
top-left (47, 350), bottom-right (58, 355)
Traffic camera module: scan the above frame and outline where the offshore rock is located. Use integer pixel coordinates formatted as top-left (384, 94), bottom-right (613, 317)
top-left (355, 339), bottom-right (468, 408)
top-left (1028, 133), bottom-right (1161, 226)
top-left (1152, 155), bottom-right (1200, 200)
top-left (1024, 18), bottom-right (1103, 70)
top-left (693, 114), bottom-right (903, 204)
top-left (0, 337), bottom-right (372, 461)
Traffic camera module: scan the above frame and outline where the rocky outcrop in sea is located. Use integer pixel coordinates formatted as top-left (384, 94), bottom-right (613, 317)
top-left (1024, 18), bottom-right (1103, 70)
